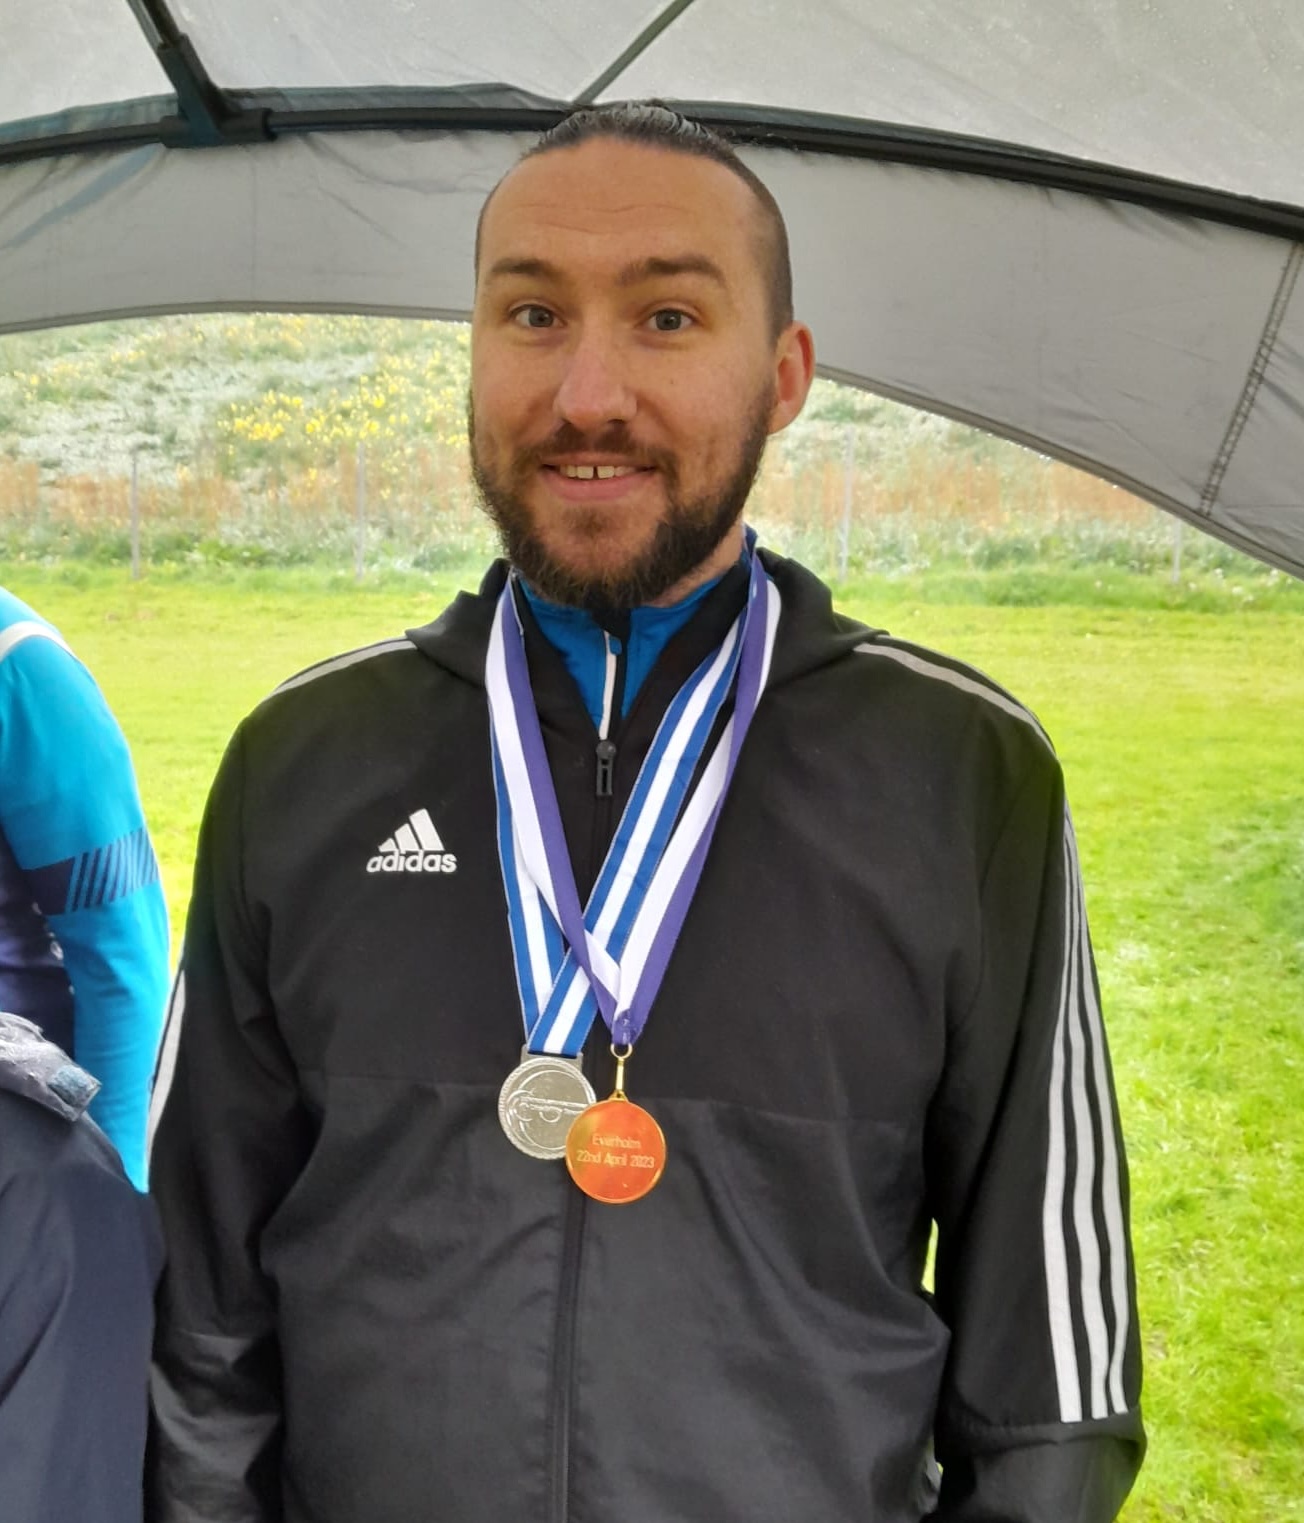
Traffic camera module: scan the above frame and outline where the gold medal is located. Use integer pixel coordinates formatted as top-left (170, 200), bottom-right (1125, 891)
top-left (565, 1045), bottom-right (665, 1205)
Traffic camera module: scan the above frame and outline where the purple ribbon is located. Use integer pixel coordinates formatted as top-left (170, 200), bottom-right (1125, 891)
top-left (498, 545), bottom-right (778, 1050)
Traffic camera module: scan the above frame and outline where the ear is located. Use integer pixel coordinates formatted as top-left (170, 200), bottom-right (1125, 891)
top-left (767, 321), bottom-right (816, 435)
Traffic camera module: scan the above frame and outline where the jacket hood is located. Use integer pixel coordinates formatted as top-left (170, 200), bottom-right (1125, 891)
top-left (0, 1011), bottom-right (100, 1122)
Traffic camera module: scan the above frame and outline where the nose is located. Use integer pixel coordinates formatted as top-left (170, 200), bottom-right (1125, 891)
top-left (554, 330), bottom-right (636, 434)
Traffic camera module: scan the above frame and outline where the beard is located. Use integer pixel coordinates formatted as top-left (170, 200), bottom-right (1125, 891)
top-left (469, 391), bottom-right (772, 613)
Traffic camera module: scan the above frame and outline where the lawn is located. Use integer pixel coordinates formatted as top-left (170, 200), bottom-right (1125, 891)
top-left (5, 561), bottom-right (1302, 1521)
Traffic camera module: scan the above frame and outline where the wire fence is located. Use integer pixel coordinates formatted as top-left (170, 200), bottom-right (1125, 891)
top-left (0, 428), bottom-right (1254, 587)
top-left (0, 313), bottom-right (1276, 589)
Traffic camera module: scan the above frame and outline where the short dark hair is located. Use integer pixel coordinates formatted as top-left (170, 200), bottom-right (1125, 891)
top-left (475, 102), bottom-right (794, 340)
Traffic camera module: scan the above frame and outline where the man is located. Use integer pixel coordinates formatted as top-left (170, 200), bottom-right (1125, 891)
top-left (149, 104), bottom-right (1144, 1521)
top-left (0, 1011), bottom-right (162, 1521)
top-left (0, 587), bottom-right (169, 1187)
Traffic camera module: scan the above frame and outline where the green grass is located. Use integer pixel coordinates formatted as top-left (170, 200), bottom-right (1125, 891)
top-left (3, 561), bottom-right (1302, 1521)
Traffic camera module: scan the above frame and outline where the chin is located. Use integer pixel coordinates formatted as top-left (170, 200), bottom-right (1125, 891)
top-left (541, 520), bottom-right (660, 575)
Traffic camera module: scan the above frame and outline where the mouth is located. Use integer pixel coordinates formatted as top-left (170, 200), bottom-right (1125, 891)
top-left (554, 462), bottom-right (642, 481)
top-left (540, 459), bottom-right (657, 503)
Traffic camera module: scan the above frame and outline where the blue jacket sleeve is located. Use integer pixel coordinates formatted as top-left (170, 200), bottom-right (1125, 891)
top-left (0, 630), bottom-right (170, 1187)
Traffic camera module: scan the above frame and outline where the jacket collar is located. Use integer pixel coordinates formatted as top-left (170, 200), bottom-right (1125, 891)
top-left (404, 548), bottom-right (882, 708)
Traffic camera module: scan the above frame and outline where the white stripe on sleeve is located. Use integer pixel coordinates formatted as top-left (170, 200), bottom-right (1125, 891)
top-left (1043, 808), bottom-right (1132, 1421)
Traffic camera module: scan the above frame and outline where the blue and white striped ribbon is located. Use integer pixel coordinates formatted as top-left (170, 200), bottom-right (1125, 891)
top-left (487, 542), bottom-right (779, 1057)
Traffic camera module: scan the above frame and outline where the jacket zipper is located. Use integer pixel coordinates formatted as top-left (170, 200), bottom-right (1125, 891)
top-left (553, 625), bottom-right (627, 1523)
top-left (594, 631), bottom-right (620, 797)
top-left (595, 739), bottom-right (616, 796)
top-left (549, 1183), bottom-right (587, 1523)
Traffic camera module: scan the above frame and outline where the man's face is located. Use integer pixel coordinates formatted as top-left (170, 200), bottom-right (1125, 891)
top-left (470, 138), bottom-right (813, 609)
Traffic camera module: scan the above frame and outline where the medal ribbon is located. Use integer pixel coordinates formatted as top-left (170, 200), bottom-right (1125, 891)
top-left (488, 541), bottom-right (780, 1054)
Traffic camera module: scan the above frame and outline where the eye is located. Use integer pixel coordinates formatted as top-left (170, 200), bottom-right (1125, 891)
top-left (648, 309), bottom-right (693, 333)
top-left (511, 305), bottom-right (556, 329)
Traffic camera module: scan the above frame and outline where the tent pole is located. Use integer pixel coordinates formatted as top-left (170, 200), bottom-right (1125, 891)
top-left (572, 0), bottom-right (701, 106)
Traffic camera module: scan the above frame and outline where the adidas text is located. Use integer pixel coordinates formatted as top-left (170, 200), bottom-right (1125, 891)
top-left (369, 808), bottom-right (455, 874)
top-left (367, 851), bottom-right (458, 874)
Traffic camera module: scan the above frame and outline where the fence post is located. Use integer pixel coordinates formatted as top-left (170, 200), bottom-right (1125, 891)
top-left (355, 442), bottom-right (367, 581)
top-left (1171, 515), bottom-right (1183, 584)
top-left (838, 422), bottom-right (855, 580)
top-left (130, 449), bottom-right (141, 580)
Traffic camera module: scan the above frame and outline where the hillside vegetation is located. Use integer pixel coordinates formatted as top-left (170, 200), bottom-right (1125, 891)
top-left (1, 312), bottom-right (1292, 601)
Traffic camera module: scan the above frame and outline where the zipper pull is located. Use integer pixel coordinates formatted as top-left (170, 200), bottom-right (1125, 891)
top-left (595, 739), bottom-right (616, 797)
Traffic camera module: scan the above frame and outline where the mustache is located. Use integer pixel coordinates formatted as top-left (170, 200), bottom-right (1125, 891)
top-left (512, 422), bottom-right (674, 476)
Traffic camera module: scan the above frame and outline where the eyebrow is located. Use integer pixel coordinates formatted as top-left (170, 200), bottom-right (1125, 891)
top-left (483, 254), bottom-right (728, 289)
top-left (616, 255), bottom-right (727, 289)
top-left (484, 257), bottom-right (558, 284)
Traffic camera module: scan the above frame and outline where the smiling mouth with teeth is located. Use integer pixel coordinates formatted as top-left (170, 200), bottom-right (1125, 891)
top-left (556, 464), bottom-right (643, 480)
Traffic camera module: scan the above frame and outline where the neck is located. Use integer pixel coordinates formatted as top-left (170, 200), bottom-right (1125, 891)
top-left (645, 520), bottom-right (746, 608)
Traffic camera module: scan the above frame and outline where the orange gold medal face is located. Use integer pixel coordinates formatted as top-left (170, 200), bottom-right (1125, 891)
top-left (565, 1097), bottom-right (666, 1204)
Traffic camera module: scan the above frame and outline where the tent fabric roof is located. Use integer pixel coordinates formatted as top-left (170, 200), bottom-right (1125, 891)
top-left (2, 0), bottom-right (1303, 575)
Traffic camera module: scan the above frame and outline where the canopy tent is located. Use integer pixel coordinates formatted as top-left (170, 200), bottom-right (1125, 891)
top-left (2, 1), bottom-right (1302, 575)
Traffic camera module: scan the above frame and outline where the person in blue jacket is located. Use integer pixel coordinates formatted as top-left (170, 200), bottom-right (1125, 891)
top-left (0, 1010), bottom-right (162, 1523)
top-left (0, 586), bottom-right (169, 1187)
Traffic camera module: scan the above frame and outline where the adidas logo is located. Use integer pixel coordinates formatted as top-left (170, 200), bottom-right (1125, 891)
top-left (366, 808), bottom-right (458, 875)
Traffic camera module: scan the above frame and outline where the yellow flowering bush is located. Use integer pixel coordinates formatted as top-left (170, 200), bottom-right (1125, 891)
top-left (215, 317), bottom-right (470, 484)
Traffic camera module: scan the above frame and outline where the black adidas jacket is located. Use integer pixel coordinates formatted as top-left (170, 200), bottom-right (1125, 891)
top-left (147, 552), bottom-right (1144, 1523)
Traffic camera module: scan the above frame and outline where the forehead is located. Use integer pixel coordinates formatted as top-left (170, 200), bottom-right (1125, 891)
top-left (478, 139), bottom-right (763, 284)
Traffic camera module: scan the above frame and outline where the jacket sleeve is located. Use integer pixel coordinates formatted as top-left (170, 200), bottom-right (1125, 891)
top-left (926, 749), bottom-right (1145, 1521)
top-left (0, 632), bottom-right (170, 1189)
top-left (0, 1098), bottom-right (163, 1523)
top-left (147, 726), bottom-right (313, 1523)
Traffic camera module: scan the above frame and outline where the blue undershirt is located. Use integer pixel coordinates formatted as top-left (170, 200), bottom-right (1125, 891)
top-left (520, 573), bottom-right (725, 731)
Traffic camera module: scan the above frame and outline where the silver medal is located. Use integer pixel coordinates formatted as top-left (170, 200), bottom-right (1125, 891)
top-left (498, 1050), bottom-right (596, 1160)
